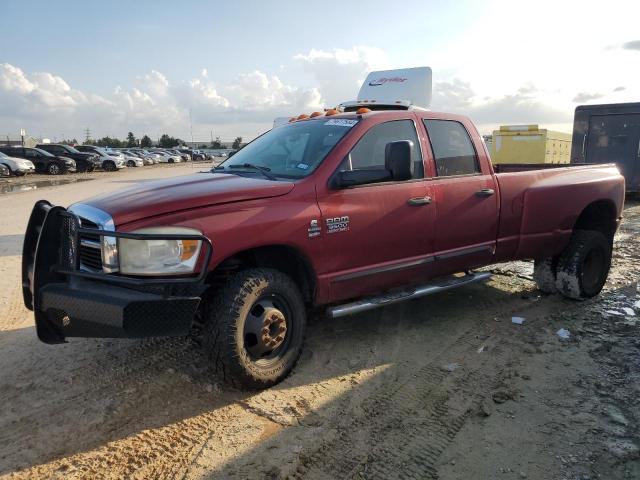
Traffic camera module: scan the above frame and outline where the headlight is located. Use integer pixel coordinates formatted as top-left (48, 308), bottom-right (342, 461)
top-left (116, 227), bottom-right (202, 276)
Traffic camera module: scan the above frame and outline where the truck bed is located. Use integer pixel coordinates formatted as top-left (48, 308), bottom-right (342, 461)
top-left (492, 163), bottom-right (623, 262)
top-left (493, 163), bottom-right (587, 173)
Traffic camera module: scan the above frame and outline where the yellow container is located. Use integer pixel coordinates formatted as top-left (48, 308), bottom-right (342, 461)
top-left (490, 125), bottom-right (572, 164)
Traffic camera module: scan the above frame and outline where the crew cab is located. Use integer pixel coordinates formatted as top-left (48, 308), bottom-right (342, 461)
top-left (35, 144), bottom-right (99, 173)
top-left (22, 68), bottom-right (625, 389)
top-left (0, 146), bottom-right (76, 175)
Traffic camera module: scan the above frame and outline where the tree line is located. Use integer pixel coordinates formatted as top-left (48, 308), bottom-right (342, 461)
top-left (80, 132), bottom-right (244, 149)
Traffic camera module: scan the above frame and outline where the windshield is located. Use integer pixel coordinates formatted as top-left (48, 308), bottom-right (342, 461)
top-left (65, 146), bottom-right (81, 153)
top-left (218, 118), bottom-right (358, 179)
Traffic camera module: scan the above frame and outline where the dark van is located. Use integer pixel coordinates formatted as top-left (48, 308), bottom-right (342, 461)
top-left (571, 102), bottom-right (640, 192)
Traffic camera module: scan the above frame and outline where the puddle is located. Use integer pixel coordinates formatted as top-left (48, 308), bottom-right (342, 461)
top-left (0, 177), bottom-right (94, 195)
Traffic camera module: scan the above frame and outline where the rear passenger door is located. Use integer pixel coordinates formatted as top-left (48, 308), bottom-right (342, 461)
top-left (421, 118), bottom-right (499, 275)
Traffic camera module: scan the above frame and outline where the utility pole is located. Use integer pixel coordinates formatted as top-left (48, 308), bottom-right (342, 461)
top-left (189, 109), bottom-right (194, 147)
top-left (210, 130), bottom-right (214, 145)
top-left (84, 127), bottom-right (91, 144)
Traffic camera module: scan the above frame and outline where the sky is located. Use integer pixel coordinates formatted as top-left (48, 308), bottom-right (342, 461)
top-left (1, 0), bottom-right (639, 143)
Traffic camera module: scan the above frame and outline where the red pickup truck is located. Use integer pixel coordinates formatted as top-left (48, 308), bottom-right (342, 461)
top-left (23, 108), bottom-right (624, 388)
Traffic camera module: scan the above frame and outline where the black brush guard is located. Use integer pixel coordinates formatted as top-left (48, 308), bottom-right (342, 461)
top-left (22, 200), bottom-right (213, 344)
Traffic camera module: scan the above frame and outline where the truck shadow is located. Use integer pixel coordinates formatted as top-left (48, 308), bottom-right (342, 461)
top-left (0, 278), bottom-right (543, 477)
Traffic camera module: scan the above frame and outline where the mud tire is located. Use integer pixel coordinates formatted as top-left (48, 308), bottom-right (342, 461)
top-left (533, 256), bottom-right (558, 294)
top-left (555, 230), bottom-right (611, 299)
top-left (202, 268), bottom-right (307, 389)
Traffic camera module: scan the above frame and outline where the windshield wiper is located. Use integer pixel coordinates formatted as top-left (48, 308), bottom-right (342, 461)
top-left (222, 163), bottom-right (278, 180)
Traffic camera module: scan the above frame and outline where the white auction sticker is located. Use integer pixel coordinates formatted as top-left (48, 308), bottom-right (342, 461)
top-left (324, 119), bottom-right (358, 127)
top-left (297, 163), bottom-right (309, 170)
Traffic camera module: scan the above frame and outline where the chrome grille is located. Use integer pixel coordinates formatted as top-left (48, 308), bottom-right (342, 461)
top-left (78, 217), bottom-right (103, 271)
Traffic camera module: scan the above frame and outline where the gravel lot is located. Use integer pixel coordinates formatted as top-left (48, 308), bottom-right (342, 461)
top-left (0, 167), bottom-right (638, 479)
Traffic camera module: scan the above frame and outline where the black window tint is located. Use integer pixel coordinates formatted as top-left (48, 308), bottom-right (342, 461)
top-left (339, 120), bottom-right (423, 179)
top-left (423, 120), bottom-right (479, 176)
top-left (24, 149), bottom-right (38, 158)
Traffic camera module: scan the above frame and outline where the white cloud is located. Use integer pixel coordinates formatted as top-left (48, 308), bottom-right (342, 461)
top-left (432, 79), bottom-right (573, 134)
top-left (294, 46), bottom-right (388, 107)
top-left (0, 63), bottom-right (322, 140)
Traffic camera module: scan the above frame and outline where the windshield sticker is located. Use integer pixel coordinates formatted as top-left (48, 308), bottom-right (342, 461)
top-left (297, 163), bottom-right (309, 170)
top-left (324, 119), bottom-right (358, 127)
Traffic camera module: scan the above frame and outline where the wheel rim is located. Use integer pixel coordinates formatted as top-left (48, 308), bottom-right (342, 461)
top-left (243, 294), bottom-right (292, 362)
top-left (49, 164), bottom-right (60, 174)
top-left (582, 246), bottom-right (606, 292)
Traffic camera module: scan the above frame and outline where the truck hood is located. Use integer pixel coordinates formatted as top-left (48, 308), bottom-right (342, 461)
top-left (83, 172), bottom-right (295, 225)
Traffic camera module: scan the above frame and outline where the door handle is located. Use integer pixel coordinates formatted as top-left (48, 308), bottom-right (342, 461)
top-left (475, 188), bottom-right (495, 197)
top-left (407, 196), bottom-right (432, 206)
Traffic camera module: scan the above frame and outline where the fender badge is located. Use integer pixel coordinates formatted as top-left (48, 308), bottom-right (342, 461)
top-left (308, 219), bottom-right (321, 238)
top-left (326, 216), bottom-right (350, 234)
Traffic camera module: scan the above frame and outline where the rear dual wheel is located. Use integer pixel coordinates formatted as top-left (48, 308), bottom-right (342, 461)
top-left (202, 268), bottom-right (307, 389)
top-left (534, 230), bottom-right (611, 299)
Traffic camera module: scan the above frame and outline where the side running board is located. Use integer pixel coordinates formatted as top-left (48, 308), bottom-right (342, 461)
top-left (327, 272), bottom-right (492, 318)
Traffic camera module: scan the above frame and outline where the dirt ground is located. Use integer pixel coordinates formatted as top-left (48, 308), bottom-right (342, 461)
top-left (0, 167), bottom-right (638, 480)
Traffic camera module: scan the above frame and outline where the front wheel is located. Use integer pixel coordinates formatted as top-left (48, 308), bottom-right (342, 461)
top-left (47, 163), bottom-right (62, 175)
top-left (202, 268), bottom-right (307, 389)
top-left (127, 160), bottom-right (136, 167)
top-left (104, 161), bottom-right (117, 171)
top-left (555, 230), bottom-right (611, 299)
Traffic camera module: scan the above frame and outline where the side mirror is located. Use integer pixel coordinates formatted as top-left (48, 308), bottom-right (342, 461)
top-left (385, 140), bottom-right (413, 181)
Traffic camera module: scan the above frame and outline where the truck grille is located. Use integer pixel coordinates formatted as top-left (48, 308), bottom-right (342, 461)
top-left (78, 217), bottom-right (103, 271)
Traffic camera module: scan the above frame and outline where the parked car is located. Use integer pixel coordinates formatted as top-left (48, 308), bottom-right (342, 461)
top-left (118, 151), bottom-right (144, 167)
top-left (153, 150), bottom-right (182, 163)
top-left (189, 149), bottom-right (206, 161)
top-left (74, 145), bottom-right (126, 171)
top-left (123, 150), bottom-right (154, 165)
top-left (0, 149), bottom-right (36, 177)
top-left (169, 149), bottom-right (191, 161)
top-left (34, 144), bottom-right (99, 173)
top-left (131, 149), bottom-right (162, 164)
top-left (571, 102), bottom-right (640, 193)
top-left (20, 67), bottom-right (625, 390)
top-left (0, 163), bottom-right (9, 177)
top-left (3, 146), bottom-right (77, 175)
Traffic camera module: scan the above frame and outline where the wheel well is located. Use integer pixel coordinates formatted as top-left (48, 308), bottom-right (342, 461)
top-left (573, 200), bottom-right (617, 241)
top-left (207, 245), bottom-right (316, 303)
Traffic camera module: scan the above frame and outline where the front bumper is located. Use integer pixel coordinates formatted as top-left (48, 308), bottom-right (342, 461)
top-left (22, 201), bottom-right (213, 344)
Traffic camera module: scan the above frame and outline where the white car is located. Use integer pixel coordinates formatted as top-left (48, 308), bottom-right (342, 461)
top-left (154, 151), bottom-right (182, 163)
top-left (75, 145), bottom-right (126, 171)
top-left (0, 151), bottom-right (35, 176)
top-left (120, 152), bottom-right (144, 167)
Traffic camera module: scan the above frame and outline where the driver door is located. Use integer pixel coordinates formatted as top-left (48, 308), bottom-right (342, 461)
top-left (316, 118), bottom-right (436, 303)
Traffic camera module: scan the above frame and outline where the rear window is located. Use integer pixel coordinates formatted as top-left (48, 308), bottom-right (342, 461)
top-left (423, 119), bottom-right (480, 177)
